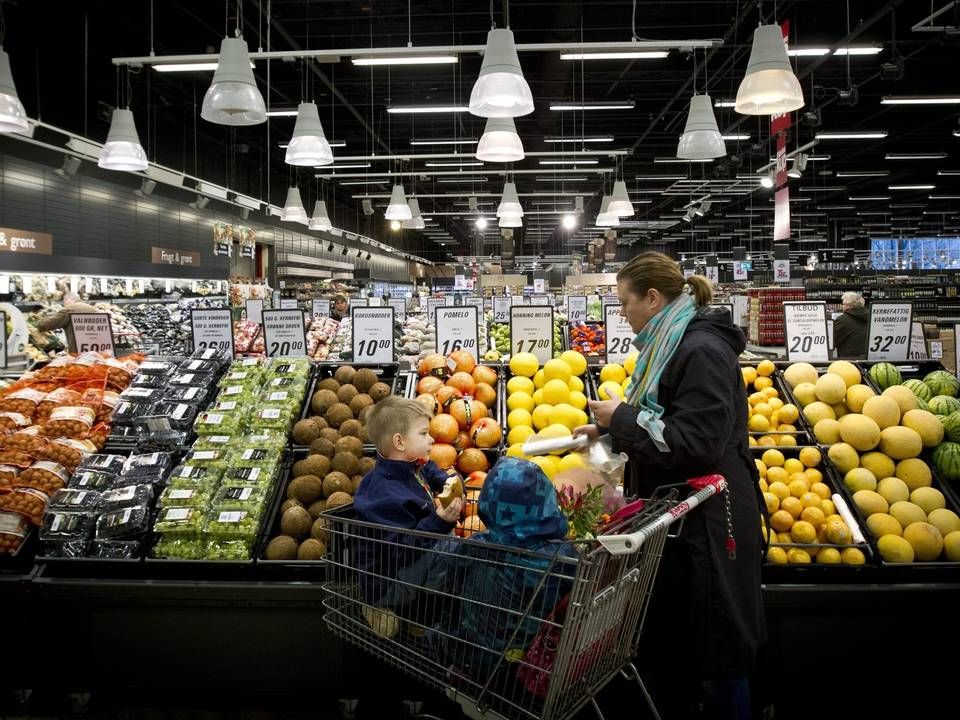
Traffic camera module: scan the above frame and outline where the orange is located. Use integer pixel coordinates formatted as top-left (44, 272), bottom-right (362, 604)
top-left (790, 520), bottom-right (817, 544)
top-left (780, 496), bottom-right (803, 519)
top-left (767, 546), bottom-right (788, 565)
top-left (757, 435), bottom-right (778, 447)
top-left (783, 458), bottom-right (805, 476)
top-left (768, 481), bottom-right (790, 501)
top-left (763, 492), bottom-right (780, 514)
top-left (757, 360), bottom-right (776, 377)
top-left (754, 376), bottom-right (773, 391)
top-left (770, 510), bottom-right (794, 533)
top-left (788, 476), bottom-right (810, 498)
top-left (762, 449), bottom-right (785, 468)
top-left (766, 467), bottom-right (789, 485)
top-left (800, 506), bottom-right (826, 528)
top-left (800, 491), bottom-right (823, 509)
top-left (804, 468), bottom-right (824, 485)
top-left (810, 482), bottom-right (832, 500)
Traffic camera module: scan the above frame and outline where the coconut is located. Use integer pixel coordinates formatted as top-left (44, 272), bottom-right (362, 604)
top-left (280, 506), bottom-right (313, 539)
top-left (316, 377), bottom-right (340, 393)
top-left (265, 535), bottom-right (298, 560)
top-left (339, 419), bottom-right (362, 438)
top-left (352, 475), bottom-right (363, 493)
top-left (319, 427), bottom-right (341, 444)
top-left (307, 499), bottom-right (327, 519)
top-left (311, 517), bottom-right (330, 543)
top-left (297, 538), bottom-right (327, 560)
top-left (337, 384), bottom-right (359, 405)
top-left (292, 419), bottom-right (321, 445)
top-left (335, 435), bottom-right (364, 458)
top-left (326, 491), bottom-right (353, 509)
top-left (369, 382), bottom-right (391, 402)
top-left (309, 437), bottom-right (336, 458)
top-left (334, 366), bottom-right (357, 385)
top-left (349, 394), bottom-right (374, 417)
top-left (312, 416), bottom-right (329, 431)
top-left (295, 454), bottom-right (330, 479)
top-left (288, 475), bottom-right (323, 504)
top-left (323, 471), bottom-right (353, 498)
top-left (280, 498), bottom-right (304, 515)
top-left (353, 368), bottom-right (379, 393)
top-left (357, 456), bottom-right (376, 476)
top-left (311, 389), bottom-right (339, 414)
top-left (325, 402), bottom-right (354, 429)
top-left (332, 451), bottom-right (360, 477)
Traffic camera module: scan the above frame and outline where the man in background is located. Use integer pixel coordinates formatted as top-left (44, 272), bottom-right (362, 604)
top-left (833, 291), bottom-right (868, 358)
top-left (35, 293), bottom-right (99, 351)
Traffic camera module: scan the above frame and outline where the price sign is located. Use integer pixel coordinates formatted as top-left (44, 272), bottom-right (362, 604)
top-left (0, 275), bottom-right (10, 294)
top-left (261, 310), bottom-right (308, 357)
top-left (352, 296), bottom-right (369, 307)
top-left (191, 308), bottom-right (234, 356)
top-left (867, 302), bottom-right (912, 362)
top-left (782, 302), bottom-right (829, 362)
top-left (69, 313), bottom-right (115, 355)
top-left (352, 307), bottom-right (395, 362)
top-left (311, 299), bottom-right (328, 318)
top-left (493, 296), bottom-right (512, 323)
top-left (512, 294), bottom-right (527, 306)
top-left (533, 278), bottom-right (546, 293)
top-left (705, 265), bottom-right (719, 284)
top-left (245, 299), bottom-right (263, 324)
top-left (909, 322), bottom-right (929, 361)
top-left (530, 294), bottom-right (550, 306)
top-left (425, 297), bottom-right (443, 321)
top-left (601, 294), bottom-right (618, 310)
top-left (388, 297), bottom-right (406, 322)
top-left (280, 298), bottom-right (299, 310)
top-left (567, 296), bottom-right (587, 324)
top-left (733, 262), bottom-right (749, 281)
top-left (0, 311), bottom-right (6, 367)
top-left (436, 306), bottom-right (480, 360)
top-left (604, 304), bottom-right (635, 365)
top-left (510, 306), bottom-right (554, 365)
top-left (956, 324), bottom-right (960, 376)
top-left (931, 341), bottom-right (944, 361)
top-left (773, 259), bottom-right (790, 283)
top-left (466, 296), bottom-right (485, 315)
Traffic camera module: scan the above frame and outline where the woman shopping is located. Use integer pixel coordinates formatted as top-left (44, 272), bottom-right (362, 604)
top-left (574, 252), bottom-right (765, 720)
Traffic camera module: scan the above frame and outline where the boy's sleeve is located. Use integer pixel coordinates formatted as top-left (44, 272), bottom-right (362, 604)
top-left (421, 460), bottom-right (454, 493)
top-left (358, 485), bottom-right (454, 535)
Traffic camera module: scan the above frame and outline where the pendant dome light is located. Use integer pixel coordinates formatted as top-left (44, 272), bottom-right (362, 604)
top-left (201, 37), bottom-right (266, 126)
top-left (735, 24), bottom-right (804, 115)
top-left (0, 48), bottom-right (28, 133)
top-left (476, 117), bottom-right (524, 162)
top-left (498, 213), bottom-right (522, 228)
top-left (286, 102), bottom-right (333, 166)
top-left (385, 185), bottom-right (413, 220)
top-left (98, 109), bottom-right (148, 172)
top-left (469, 28), bottom-right (534, 118)
top-left (496, 182), bottom-right (523, 217)
top-left (595, 196), bottom-right (620, 227)
top-left (308, 200), bottom-right (332, 230)
top-left (677, 95), bottom-right (725, 160)
top-left (281, 186), bottom-right (308, 224)
top-left (606, 180), bottom-right (635, 217)
top-left (402, 198), bottom-right (426, 229)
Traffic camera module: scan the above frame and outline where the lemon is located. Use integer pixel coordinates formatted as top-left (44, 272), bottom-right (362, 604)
top-left (509, 352), bottom-right (539, 378)
top-left (598, 381), bottom-right (624, 401)
top-left (623, 352), bottom-right (639, 376)
top-left (599, 364), bottom-right (626, 384)
top-left (767, 467), bottom-right (789, 485)
top-left (507, 376), bottom-right (535, 396)
top-left (748, 391), bottom-right (767, 406)
top-left (753, 403), bottom-right (773, 418)
top-left (763, 492), bottom-right (780, 514)
top-left (841, 547), bottom-right (866, 566)
top-left (783, 459), bottom-right (804, 475)
top-left (507, 391), bottom-right (535, 413)
top-left (557, 453), bottom-right (586, 473)
top-left (755, 376), bottom-right (773, 391)
top-left (567, 376), bottom-right (585, 393)
top-left (787, 548), bottom-right (812, 565)
top-left (762, 449), bottom-right (785, 468)
top-left (531, 404), bottom-right (554, 430)
top-left (758, 436), bottom-right (777, 447)
top-left (757, 359), bottom-right (776, 377)
top-left (742, 366), bottom-right (759, 387)
top-left (768, 397), bottom-right (784, 411)
top-left (543, 359), bottom-right (572, 383)
top-left (548, 403), bottom-right (582, 430)
top-left (810, 482), bottom-right (831, 500)
top-left (542, 379), bottom-right (571, 406)
top-left (533, 389), bottom-right (545, 405)
top-left (778, 434), bottom-right (797, 447)
top-left (536, 423), bottom-right (573, 454)
top-left (768, 481), bottom-right (790, 501)
top-left (506, 444), bottom-right (529, 459)
top-left (507, 408), bottom-right (533, 429)
top-left (568, 390), bottom-right (588, 411)
top-left (560, 350), bottom-right (588, 377)
top-left (781, 496), bottom-right (803, 518)
top-left (755, 459), bottom-right (768, 478)
top-left (817, 548), bottom-right (842, 565)
top-left (748, 415), bottom-right (771, 433)
top-left (823, 517), bottom-right (851, 544)
top-left (507, 425), bottom-right (536, 447)
top-left (533, 369), bottom-right (546, 389)
top-left (767, 546), bottom-right (788, 565)
top-left (798, 447), bottom-right (822, 468)
top-left (770, 510), bottom-right (794, 533)
top-left (528, 456), bottom-right (557, 480)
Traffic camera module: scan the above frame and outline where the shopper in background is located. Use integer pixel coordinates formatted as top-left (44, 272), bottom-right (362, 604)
top-left (574, 252), bottom-right (765, 720)
top-left (330, 294), bottom-right (348, 321)
top-left (833, 291), bottom-right (868, 359)
top-left (35, 293), bottom-right (99, 351)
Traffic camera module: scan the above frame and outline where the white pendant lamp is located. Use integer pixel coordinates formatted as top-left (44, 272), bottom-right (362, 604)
top-left (677, 94), bottom-right (726, 160)
top-left (735, 24), bottom-right (804, 115)
top-left (498, 213), bottom-right (522, 228)
top-left (402, 198), bottom-right (426, 229)
top-left (308, 200), bottom-right (332, 230)
top-left (201, 37), bottom-right (266, 126)
top-left (97, 109), bottom-right (148, 172)
top-left (281, 186), bottom-right (308, 223)
top-left (496, 182), bottom-right (523, 217)
top-left (0, 49), bottom-right (28, 133)
top-left (476, 117), bottom-right (524, 162)
top-left (286, 102), bottom-right (334, 166)
top-left (607, 180), bottom-right (635, 217)
top-left (469, 28), bottom-right (534, 118)
top-left (385, 185), bottom-right (413, 220)
top-left (595, 196), bottom-right (620, 227)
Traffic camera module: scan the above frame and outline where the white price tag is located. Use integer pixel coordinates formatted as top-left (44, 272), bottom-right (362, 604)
top-left (931, 341), bottom-right (943, 360)
top-left (601, 295), bottom-right (619, 310)
top-left (493, 296), bottom-right (512, 323)
top-left (425, 297), bottom-right (443, 322)
top-left (311, 298), bottom-right (328, 318)
top-left (773, 259), bottom-right (791, 283)
top-left (512, 294), bottom-right (527, 307)
top-left (261, 310), bottom-right (308, 357)
top-left (530, 294), bottom-right (550, 306)
top-left (191, 308), bottom-right (234, 356)
top-left (0, 275), bottom-right (9, 294)
top-left (436, 306), bottom-right (479, 361)
top-left (909, 322), bottom-right (929, 361)
top-left (387, 297), bottom-right (406, 322)
top-left (867, 302), bottom-right (912, 362)
top-left (352, 307), bottom-right (395, 362)
top-left (567, 296), bottom-right (587, 324)
top-left (245, 298), bottom-right (263, 324)
top-left (280, 298), bottom-right (299, 309)
top-left (510, 306), bottom-right (554, 365)
top-left (604, 305), bottom-right (635, 365)
top-left (783, 302), bottom-right (830, 362)
top-left (69, 313), bottom-right (115, 355)
top-left (705, 266), bottom-right (719, 285)
top-left (533, 278), bottom-right (546, 293)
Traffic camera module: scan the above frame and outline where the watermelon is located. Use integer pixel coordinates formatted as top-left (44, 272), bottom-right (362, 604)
top-left (923, 370), bottom-right (960, 398)
top-left (916, 397), bottom-right (931, 412)
top-left (929, 395), bottom-right (960, 417)
top-left (869, 362), bottom-right (902, 390)
top-left (903, 378), bottom-right (933, 402)
top-left (932, 441), bottom-right (960, 483)
top-left (942, 412), bottom-right (960, 444)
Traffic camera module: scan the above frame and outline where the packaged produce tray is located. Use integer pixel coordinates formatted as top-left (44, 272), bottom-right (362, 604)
top-left (738, 361), bottom-right (815, 449)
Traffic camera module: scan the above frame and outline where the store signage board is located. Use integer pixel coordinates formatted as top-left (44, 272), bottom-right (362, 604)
top-left (604, 304), bottom-right (635, 365)
top-left (567, 296), bottom-right (587, 324)
top-left (909, 322), bottom-right (929, 361)
top-left (0, 227), bottom-right (52, 255)
top-left (151, 246), bottom-right (200, 266)
top-left (773, 259), bottom-right (790, 283)
top-left (818, 249), bottom-right (854, 264)
top-left (69, 313), bottom-right (115, 355)
top-left (867, 302), bottom-right (912, 362)
top-left (279, 298), bottom-right (299, 310)
top-left (0, 311), bottom-right (6, 367)
top-left (774, 188), bottom-right (791, 241)
top-left (510, 306), bottom-right (554, 365)
top-left (480, 274), bottom-right (525, 288)
top-left (493, 296), bottom-right (512, 323)
top-left (454, 274), bottom-right (467, 290)
top-left (245, 299), bottom-right (263, 324)
top-left (782, 302), bottom-right (829, 362)
top-left (368, 297), bottom-right (383, 307)
top-left (311, 299), bottom-right (328, 318)
top-left (530, 294), bottom-right (550, 306)
top-left (733, 262), bottom-right (749, 281)
top-left (261, 310), bottom-right (307, 357)
top-left (705, 265), bottom-right (719, 285)
top-left (190, 308), bottom-right (234, 356)
top-left (352, 307), bottom-right (395, 362)
top-left (436, 306), bottom-right (480, 361)
top-left (0, 276), bottom-right (9, 294)
top-left (425, 297), bottom-right (443, 321)
top-left (387, 298), bottom-right (406, 322)
top-left (512, 294), bottom-right (527, 307)
top-left (533, 278), bottom-right (546, 293)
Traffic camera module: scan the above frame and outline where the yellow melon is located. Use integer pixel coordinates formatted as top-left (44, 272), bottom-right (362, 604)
top-left (783, 362), bottom-right (819, 389)
top-left (845, 468), bottom-right (878, 493)
top-left (862, 396), bottom-right (901, 430)
top-left (803, 401), bottom-right (836, 426)
top-left (889, 501), bottom-right (928, 530)
top-left (815, 373), bottom-right (848, 404)
top-left (827, 442), bottom-right (860, 474)
top-left (900, 409), bottom-right (945, 448)
top-left (902, 522), bottom-right (944, 561)
top-left (838, 413), bottom-right (882, 452)
top-left (792, 382), bottom-right (817, 408)
top-left (876, 476), bottom-right (910, 505)
top-left (879, 426), bottom-right (923, 460)
top-left (945, 531), bottom-right (960, 561)
top-left (853, 489), bottom-right (889, 516)
top-left (845, 384), bottom-right (876, 413)
top-left (910, 487), bottom-right (946, 515)
top-left (828, 360), bottom-right (861, 389)
top-left (895, 458), bottom-right (932, 490)
top-left (877, 534), bottom-right (915, 563)
top-left (814, 418), bottom-right (842, 445)
top-left (881, 385), bottom-right (919, 415)
top-left (927, 508), bottom-right (960, 537)
top-left (860, 452), bottom-right (896, 481)
top-left (866, 513), bottom-right (903, 538)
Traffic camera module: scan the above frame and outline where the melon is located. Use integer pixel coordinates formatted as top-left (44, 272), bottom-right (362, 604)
top-left (928, 395), bottom-right (960, 417)
top-left (862, 396), bottom-right (901, 430)
top-left (903, 379), bottom-right (933, 402)
top-left (838, 414), bottom-right (881, 452)
top-left (813, 418), bottom-right (842, 445)
top-left (932, 442), bottom-right (960, 483)
top-left (845, 384), bottom-right (876, 413)
top-left (923, 370), bottom-right (959, 398)
top-left (941, 412), bottom-right (960, 443)
top-left (879, 426), bottom-right (923, 460)
top-left (860, 451), bottom-right (896, 480)
top-left (853, 489), bottom-right (888, 517)
top-left (900, 409), bottom-right (944, 448)
top-left (895, 458), bottom-right (933, 491)
top-left (828, 360), bottom-right (861, 389)
top-left (803, 401), bottom-right (836, 426)
top-left (902, 522), bottom-right (944, 562)
top-left (784, 362), bottom-right (819, 389)
top-left (881, 385), bottom-right (919, 415)
top-left (869, 363), bottom-right (902, 391)
top-left (815, 373), bottom-right (847, 404)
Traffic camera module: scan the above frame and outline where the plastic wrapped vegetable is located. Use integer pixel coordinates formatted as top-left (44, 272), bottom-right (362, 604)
top-left (95, 505), bottom-right (150, 540)
top-left (153, 506), bottom-right (205, 538)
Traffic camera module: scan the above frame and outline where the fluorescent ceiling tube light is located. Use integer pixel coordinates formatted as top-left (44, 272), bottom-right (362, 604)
top-left (735, 24), bottom-right (804, 115)
top-left (889, 184), bottom-right (936, 190)
top-left (410, 138), bottom-right (477, 145)
top-left (234, 194), bottom-right (261, 210)
top-left (816, 131), bottom-right (888, 139)
top-left (470, 28), bottom-right (534, 118)
top-left (536, 176), bottom-right (586, 182)
top-left (98, 108), bottom-right (148, 171)
top-left (352, 55), bottom-right (458, 66)
top-left (759, 175), bottom-right (774, 188)
top-left (325, 164), bottom-right (372, 170)
top-left (0, 48), bottom-right (28, 133)
top-left (424, 161), bottom-right (483, 167)
top-left (938, 170), bottom-right (960, 175)
top-left (835, 170), bottom-right (889, 177)
top-left (636, 174), bottom-right (686, 180)
top-left (385, 185), bottom-right (413, 220)
top-left (476, 116), bottom-right (524, 162)
top-left (339, 180), bottom-right (388, 185)
top-left (544, 136), bottom-right (614, 143)
top-left (834, 46), bottom-right (883, 55)
top-left (714, 99), bottom-right (736, 107)
top-left (285, 102), bottom-right (334, 166)
top-left (722, 134), bottom-right (751, 140)
top-left (309, 200), bottom-right (333, 230)
top-left (787, 48), bottom-right (830, 57)
top-left (885, 152), bottom-right (947, 160)
top-left (281, 186), bottom-right (308, 223)
top-left (607, 180), bottom-right (634, 217)
top-left (930, 195), bottom-right (960, 199)
top-left (266, 109), bottom-right (300, 117)
top-left (386, 105), bottom-right (468, 114)
top-left (201, 37), bottom-right (266, 126)
top-left (654, 157), bottom-right (713, 163)
top-left (560, 50), bottom-right (668, 60)
top-left (881, 96), bottom-right (960, 105)
top-left (154, 61), bottom-right (254, 72)
top-left (849, 195), bottom-right (890, 201)
top-left (677, 94), bottom-right (725, 159)
top-left (538, 159), bottom-right (599, 165)
top-left (550, 101), bottom-right (635, 111)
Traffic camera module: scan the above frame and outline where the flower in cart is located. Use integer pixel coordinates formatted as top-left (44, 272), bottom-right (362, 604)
top-left (557, 483), bottom-right (606, 540)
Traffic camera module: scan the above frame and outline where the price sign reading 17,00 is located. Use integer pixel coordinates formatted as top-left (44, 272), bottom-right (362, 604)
top-left (352, 307), bottom-right (395, 362)
top-left (604, 304), bottom-right (635, 365)
top-left (510, 305), bottom-right (554, 366)
top-left (782, 301), bottom-right (829, 362)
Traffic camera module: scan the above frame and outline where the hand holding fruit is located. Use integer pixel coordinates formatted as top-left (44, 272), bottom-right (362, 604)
top-left (572, 424), bottom-right (600, 441)
top-left (437, 496), bottom-right (464, 523)
top-left (588, 397), bottom-right (622, 428)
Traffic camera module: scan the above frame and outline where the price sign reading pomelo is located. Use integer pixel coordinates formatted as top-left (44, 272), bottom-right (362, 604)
top-left (604, 305), bottom-right (635, 365)
top-left (387, 298), bottom-right (406, 322)
top-left (493, 296), bottom-right (512, 323)
top-left (352, 307), bottom-right (395, 362)
top-left (909, 321), bottom-right (928, 361)
top-left (510, 306), bottom-right (554, 366)
top-left (782, 302), bottom-right (829, 362)
top-left (425, 297), bottom-right (443, 321)
top-left (245, 299), bottom-right (263, 324)
top-left (69, 313), bottom-right (115, 355)
top-left (435, 306), bottom-right (479, 361)
top-left (567, 296), bottom-right (587, 324)
top-left (867, 302), bottom-right (912, 362)
top-left (261, 310), bottom-right (307, 357)
top-left (190, 308), bottom-right (234, 356)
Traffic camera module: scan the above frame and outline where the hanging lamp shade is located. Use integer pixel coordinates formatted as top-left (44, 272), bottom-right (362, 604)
top-left (201, 37), bottom-right (266, 126)
top-left (0, 49), bottom-right (28, 133)
top-left (607, 180), bottom-right (635, 217)
top-left (308, 200), bottom-right (332, 230)
top-left (498, 213), bottom-right (522, 228)
top-left (385, 185), bottom-right (413, 220)
top-left (281, 186), bottom-right (308, 223)
top-left (402, 198), bottom-right (426, 229)
top-left (469, 28), bottom-right (534, 118)
top-left (595, 196), bottom-right (620, 227)
top-left (476, 117), bottom-right (524, 162)
top-left (286, 102), bottom-right (334, 166)
top-left (735, 24), bottom-right (804, 116)
top-left (98, 109), bottom-right (148, 172)
top-left (677, 95), bottom-right (726, 160)
top-left (496, 182), bottom-right (523, 217)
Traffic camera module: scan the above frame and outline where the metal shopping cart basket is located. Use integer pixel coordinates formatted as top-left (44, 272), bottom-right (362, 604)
top-left (321, 475), bottom-right (727, 720)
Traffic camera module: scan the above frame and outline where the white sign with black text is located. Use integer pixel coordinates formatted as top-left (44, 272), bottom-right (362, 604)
top-left (425, 297), bottom-right (444, 322)
top-left (773, 259), bottom-right (790, 283)
top-left (782, 302), bottom-right (829, 362)
top-left (69, 313), bottom-right (115, 355)
top-left (493, 296), bottom-right (512, 323)
top-left (352, 307), bottom-right (395, 362)
top-left (466, 296), bottom-right (485, 315)
top-left (280, 298), bottom-right (299, 310)
top-left (312, 299), bottom-right (328, 318)
top-left (909, 322), bottom-right (929, 361)
top-left (435, 306), bottom-right (479, 360)
top-left (567, 296), bottom-right (587, 324)
top-left (190, 308), bottom-right (234, 356)
top-left (510, 306), bottom-right (554, 366)
top-left (512, 294), bottom-right (527, 307)
top-left (245, 299), bottom-right (263, 324)
top-left (262, 310), bottom-right (307, 357)
top-left (604, 304), bottom-right (635, 365)
top-left (387, 298), bottom-right (406, 322)
top-left (530, 294), bottom-right (550, 306)
top-left (867, 302), bottom-right (912, 362)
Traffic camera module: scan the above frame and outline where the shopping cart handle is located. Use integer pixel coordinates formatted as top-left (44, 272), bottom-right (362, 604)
top-left (598, 476), bottom-right (728, 555)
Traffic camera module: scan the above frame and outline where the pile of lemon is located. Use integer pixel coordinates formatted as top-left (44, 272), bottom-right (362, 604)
top-left (594, 354), bottom-right (638, 402)
top-left (743, 360), bottom-right (802, 448)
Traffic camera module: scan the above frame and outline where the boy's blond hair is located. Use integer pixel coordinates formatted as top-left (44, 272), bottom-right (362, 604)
top-left (365, 396), bottom-right (432, 453)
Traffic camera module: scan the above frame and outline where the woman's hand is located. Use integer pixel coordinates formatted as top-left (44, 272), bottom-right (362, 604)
top-left (587, 396), bottom-right (623, 429)
top-left (572, 424), bottom-right (600, 440)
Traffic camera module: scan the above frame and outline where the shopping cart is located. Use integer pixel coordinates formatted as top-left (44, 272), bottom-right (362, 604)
top-left (322, 475), bottom-right (727, 720)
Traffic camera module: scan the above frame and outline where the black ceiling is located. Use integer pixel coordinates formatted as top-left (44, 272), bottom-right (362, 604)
top-left (4, 0), bottom-right (959, 262)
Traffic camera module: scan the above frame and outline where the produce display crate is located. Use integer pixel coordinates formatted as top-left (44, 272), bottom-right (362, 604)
top-left (567, 320), bottom-right (606, 366)
top-left (741, 362), bottom-right (816, 448)
top-left (858, 360), bottom-right (949, 394)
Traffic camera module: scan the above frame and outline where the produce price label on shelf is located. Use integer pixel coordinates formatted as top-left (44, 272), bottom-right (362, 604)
top-left (931, 341), bottom-right (943, 361)
top-left (245, 299), bottom-right (263, 324)
top-left (352, 307), bottom-right (395, 362)
top-left (69, 313), bottom-right (115, 355)
top-left (909, 321), bottom-right (929, 361)
top-left (466, 296), bottom-right (485, 315)
top-left (388, 298), bottom-right (406, 322)
top-left (512, 294), bottom-right (527, 307)
top-left (261, 310), bottom-right (308, 357)
top-left (533, 278), bottom-right (546, 293)
top-left (493, 296), bottom-right (512, 323)
top-left (567, 296), bottom-right (587, 324)
top-left (0, 310), bottom-right (6, 367)
top-left (279, 298), bottom-right (299, 310)
top-left (190, 308), bottom-right (234, 356)
top-left (435, 306), bottom-right (480, 361)
top-left (604, 305), bottom-right (635, 365)
top-left (782, 302), bottom-right (829, 362)
top-left (867, 302), bottom-right (912, 362)
top-left (530, 294), bottom-right (550, 306)
top-left (510, 306), bottom-right (554, 365)
top-left (311, 299), bottom-right (328, 318)
top-left (425, 297), bottom-right (443, 321)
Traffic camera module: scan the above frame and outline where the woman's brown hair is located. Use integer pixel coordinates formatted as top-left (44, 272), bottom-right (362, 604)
top-left (616, 251), bottom-right (713, 307)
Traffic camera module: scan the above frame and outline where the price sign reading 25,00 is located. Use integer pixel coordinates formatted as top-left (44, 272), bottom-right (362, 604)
top-left (510, 306), bottom-right (554, 366)
top-left (604, 304), bottom-right (635, 365)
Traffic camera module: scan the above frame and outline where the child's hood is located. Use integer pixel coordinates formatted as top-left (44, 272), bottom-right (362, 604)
top-left (477, 457), bottom-right (568, 545)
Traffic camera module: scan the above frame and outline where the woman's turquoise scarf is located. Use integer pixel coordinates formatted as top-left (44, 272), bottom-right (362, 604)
top-left (623, 291), bottom-right (698, 451)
